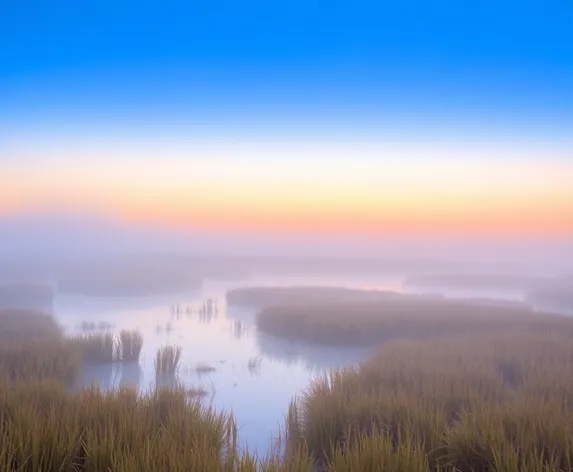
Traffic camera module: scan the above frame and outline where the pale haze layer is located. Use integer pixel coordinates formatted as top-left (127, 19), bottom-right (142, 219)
top-left (1, 137), bottom-right (572, 273)
top-left (1, 0), bottom-right (572, 273)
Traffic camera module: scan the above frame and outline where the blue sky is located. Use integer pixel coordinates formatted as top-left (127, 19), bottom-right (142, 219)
top-left (1, 0), bottom-right (573, 261)
top-left (1, 0), bottom-right (572, 144)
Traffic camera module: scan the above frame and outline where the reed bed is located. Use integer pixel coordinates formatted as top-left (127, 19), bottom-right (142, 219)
top-left (0, 310), bottom-right (80, 384)
top-left (117, 329), bottom-right (144, 362)
top-left (227, 285), bottom-right (413, 307)
top-left (70, 331), bottom-right (144, 364)
top-left (7, 302), bottom-right (573, 470)
top-left (0, 379), bottom-right (303, 472)
top-left (155, 345), bottom-right (183, 375)
top-left (69, 332), bottom-right (115, 365)
top-left (0, 311), bottom-right (145, 387)
top-left (0, 340), bottom-right (81, 384)
top-left (256, 299), bottom-right (572, 345)
top-left (286, 330), bottom-right (573, 471)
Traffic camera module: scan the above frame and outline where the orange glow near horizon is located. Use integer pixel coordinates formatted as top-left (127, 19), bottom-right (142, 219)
top-left (2, 143), bottom-right (573, 237)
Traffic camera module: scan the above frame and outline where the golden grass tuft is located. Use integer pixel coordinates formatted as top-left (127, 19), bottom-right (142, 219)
top-left (0, 379), bottom-right (289, 472)
top-left (117, 329), bottom-right (144, 362)
top-left (286, 330), bottom-right (573, 471)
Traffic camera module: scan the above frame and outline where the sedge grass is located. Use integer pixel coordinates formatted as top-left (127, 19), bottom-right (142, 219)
top-left (69, 332), bottom-right (115, 365)
top-left (155, 345), bottom-right (183, 376)
top-left (286, 329), bottom-right (573, 471)
top-left (0, 310), bottom-right (80, 384)
top-left (256, 298), bottom-right (572, 346)
top-left (117, 329), bottom-right (144, 362)
top-left (0, 379), bottom-right (296, 472)
top-left (6, 301), bottom-right (573, 470)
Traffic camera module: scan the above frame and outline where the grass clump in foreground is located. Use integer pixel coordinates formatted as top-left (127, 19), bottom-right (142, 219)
top-left (285, 328), bottom-right (573, 471)
top-left (7, 305), bottom-right (573, 470)
top-left (155, 345), bottom-right (183, 375)
top-left (0, 379), bottom-right (311, 472)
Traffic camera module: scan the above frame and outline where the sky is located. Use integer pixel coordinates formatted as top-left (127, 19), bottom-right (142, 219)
top-left (1, 0), bottom-right (572, 253)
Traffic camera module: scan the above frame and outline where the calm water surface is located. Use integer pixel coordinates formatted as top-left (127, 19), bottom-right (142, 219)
top-left (52, 274), bottom-right (564, 452)
top-left (54, 276), bottom-right (385, 453)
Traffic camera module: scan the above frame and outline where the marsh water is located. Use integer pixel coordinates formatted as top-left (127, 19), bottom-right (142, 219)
top-left (52, 274), bottom-right (565, 452)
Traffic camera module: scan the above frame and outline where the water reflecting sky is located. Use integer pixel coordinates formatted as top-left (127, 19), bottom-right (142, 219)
top-left (55, 277), bottom-right (378, 453)
top-left (53, 274), bottom-right (568, 452)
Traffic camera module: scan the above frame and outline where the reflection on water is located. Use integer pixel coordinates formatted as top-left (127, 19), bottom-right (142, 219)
top-left (231, 320), bottom-right (248, 339)
top-left (120, 361), bottom-right (144, 388)
top-left (55, 279), bottom-right (374, 453)
top-left (256, 331), bottom-right (372, 372)
top-left (54, 274), bottom-right (558, 453)
top-left (155, 373), bottom-right (178, 390)
top-left (76, 363), bottom-right (116, 391)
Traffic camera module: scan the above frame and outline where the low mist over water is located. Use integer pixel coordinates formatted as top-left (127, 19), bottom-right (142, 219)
top-left (2, 257), bottom-right (573, 451)
top-left (2, 0), bottom-right (572, 468)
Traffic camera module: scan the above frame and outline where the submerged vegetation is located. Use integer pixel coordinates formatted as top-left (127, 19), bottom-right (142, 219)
top-left (195, 362), bottom-right (217, 375)
top-left (247, 356), bottom-right (263, 374)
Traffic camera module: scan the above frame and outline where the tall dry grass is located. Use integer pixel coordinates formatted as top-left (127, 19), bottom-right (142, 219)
top-left (69, 332), bottom-right (115, 365)
top-left (155, 345), bottom-right (183, 376)
top-left (0, 309), bottom-right (308, 471)
top-left (0, 311), bottom-right (144, 386)
top-left (6, 303), bottom-right (573, 470)
top-left (117, 329), bottom-right (144, 362)
top-left (256, 299), bottom-right (572, 345)
top-left (286, 329), bottom-right (573, 471)
top-left (0, 379), bottom-right (303, 472)
top-left (0, 310), bottom-right (80, 383)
